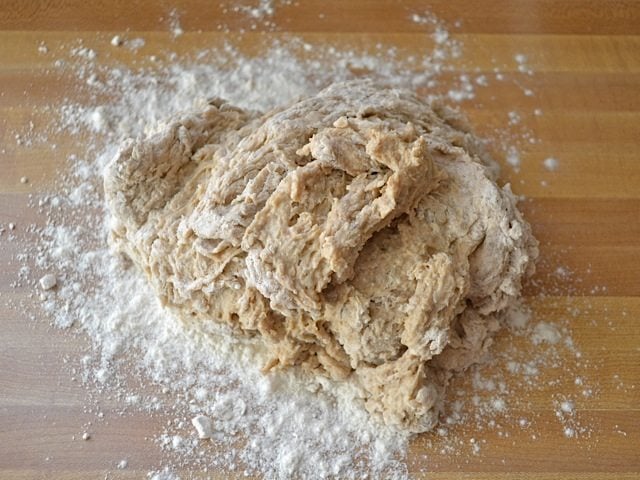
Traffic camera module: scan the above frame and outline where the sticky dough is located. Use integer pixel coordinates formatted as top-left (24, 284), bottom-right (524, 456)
top-left (104, 80), bottom-right (538, 433)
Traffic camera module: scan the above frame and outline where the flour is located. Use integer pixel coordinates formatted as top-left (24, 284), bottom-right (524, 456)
top-left (544, 157), bottom-right (559, 171)
top-left (531, 322), bottom-right (563, 345)
top-left (70, 46), bottom-right (97, 61)
top-left (38, 273), bottom-right (57, 290)
top-left (36, 181), bottom-right (409, 477)
top-left (191, 415), bottom-right (214, 439)
top-left (8, 8), bottom-right (602, 479)
top-left (168, 9), bottom-right (184, 38)
top-left (553, 396), bottom-right (590, 439)
top-left (60, 38), bottom-right (467, 142)
top-left (506, 146), bottom-right (521, 170)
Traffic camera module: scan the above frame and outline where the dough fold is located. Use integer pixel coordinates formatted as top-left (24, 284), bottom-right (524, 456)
top-left (104, 80), bottom-right (538, 433)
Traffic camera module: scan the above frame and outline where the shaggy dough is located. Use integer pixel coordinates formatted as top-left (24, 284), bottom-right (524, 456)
top-left (104, 80), bottom-right (538, 433)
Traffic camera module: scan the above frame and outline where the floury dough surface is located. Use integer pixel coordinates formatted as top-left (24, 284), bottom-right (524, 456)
top-left (104, 80), bottom-right (538, 433)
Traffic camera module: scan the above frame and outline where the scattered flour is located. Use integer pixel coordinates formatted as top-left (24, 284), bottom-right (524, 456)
top-left (38, 273), bottom-right (57, 290)
top-left (554, 396), bottom-right (591, 440)
top-left (70, 46), bottom-right (97, 60)
top-left (560, 400), bottom-right (575, 414)
top-left (125, 37), bottom-right (146, 51)
top-left (506, 146), bottom-right (521, 171)
top-left (168, 9), bottom-right (184, 38)
top-left (544, 157), bottom-right (559, 171)
top-left (514, 53), bottom-right (527, 64)
top-left (531, 322), bottom-right (563, 345)
top-left (191, 415), bottom-right (214, 439)
top-left (3, 7), bottom-right (605, 480)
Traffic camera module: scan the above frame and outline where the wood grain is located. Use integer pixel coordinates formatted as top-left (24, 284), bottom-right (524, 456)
top-left (1, 1), bottom-right (639, 479)
top-left (0, 0), bottom-right (639, 34)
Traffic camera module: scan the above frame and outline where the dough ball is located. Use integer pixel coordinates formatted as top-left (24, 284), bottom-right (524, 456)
top-left (104, 80), bottom-right (538, 433)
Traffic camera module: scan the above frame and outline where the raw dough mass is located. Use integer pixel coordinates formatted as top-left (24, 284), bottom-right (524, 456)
top-left (104, 80), bottom-right (538, 433)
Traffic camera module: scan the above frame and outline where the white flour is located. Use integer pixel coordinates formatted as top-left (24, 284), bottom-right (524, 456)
top-left (37, 211), bottom-right (408, 477)
top-left (6, 9), bottom-right (606, 480)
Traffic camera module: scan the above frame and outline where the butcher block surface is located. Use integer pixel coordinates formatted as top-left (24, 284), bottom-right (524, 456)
top-left (0, 1), bottom-right (639, 479)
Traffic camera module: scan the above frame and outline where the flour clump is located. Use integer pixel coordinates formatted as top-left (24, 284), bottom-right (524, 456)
top-left (104, 80), bottom-right (538, 433)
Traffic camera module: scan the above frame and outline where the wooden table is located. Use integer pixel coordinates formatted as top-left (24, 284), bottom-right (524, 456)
top-left (1, 1), bottom-right (639, 478)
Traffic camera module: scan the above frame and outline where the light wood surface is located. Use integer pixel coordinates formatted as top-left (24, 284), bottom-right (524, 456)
top-left (1, 1), bottom-right (639, 478)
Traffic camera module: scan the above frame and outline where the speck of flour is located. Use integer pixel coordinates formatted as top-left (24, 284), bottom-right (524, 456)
top-left (7, 9), bottom-right (602, 480)
top-left (543, 157), bottom-right (559, 171)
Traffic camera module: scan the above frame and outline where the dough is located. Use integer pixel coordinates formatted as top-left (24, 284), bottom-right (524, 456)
top-left (104, 80), bottom-right (538, 433)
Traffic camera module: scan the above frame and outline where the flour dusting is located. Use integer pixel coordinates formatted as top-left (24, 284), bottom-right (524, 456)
top-left (3, 8), bottom-right (605, 480)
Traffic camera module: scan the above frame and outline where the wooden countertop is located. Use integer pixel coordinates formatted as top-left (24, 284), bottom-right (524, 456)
top-left (1, 1), bottom-right (639, 478)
